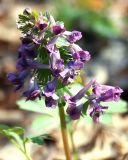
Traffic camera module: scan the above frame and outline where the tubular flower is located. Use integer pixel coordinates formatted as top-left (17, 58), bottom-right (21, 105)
top-left (89, 100), bottom-right (108, 123)
top-left (66, 104), bottom-right (83, 120)
top-left (18, 39), bottom-right (38, 59)
top-left (7, 70), bottom-right (29, 90)
top-left (7, 8), bottom-right (123, 123)
top-left (52, 25), bottom-right (65, 35)
top-left (64, 31), bottom-right (82, 43)
top-left (87, 82), bottom-right (123, 122)
top-left (64, 80), bottom-right (95, 120)
top-left (92, 83), bottom-right (123, 102)
top-left (43, 79), bottom-right (59, 108)
top-left (23, 78), bottom-right (41, 101)
top-left (70, 44), bottom-right (91, 62)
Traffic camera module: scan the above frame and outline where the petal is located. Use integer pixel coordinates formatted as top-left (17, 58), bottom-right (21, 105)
top-left (52, 25), bottom-right (65, 35)
top-left (45, 96), bottom-right (57, 108)
top-left (67, 104), bottom-right (82, 120)
top-left (71, 79), bottom-right (95, 102)
top-left (68, 31), bottom-right (82, 43)
top-left (44, 79), bottom-right (57, 96)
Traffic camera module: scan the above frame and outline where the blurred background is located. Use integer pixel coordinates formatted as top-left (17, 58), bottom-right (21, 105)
top-left (0, 0), bottom-right (128, 160)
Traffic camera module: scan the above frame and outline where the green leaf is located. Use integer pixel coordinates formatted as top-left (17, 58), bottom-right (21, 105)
top-left (9, 127), bottom-right (25, 135)
top-left (0, 126), bottom-right (25, 146)
top-left (57, 79), bottom-right (65, 90)
top-left (82, 101), bottom-right (89, 116)
top-left (102, 100), bottom-right (127, 113)
top-left (0, 124), bottom-right (9, 131)
top-left (32, 114), bottom-right (59, 133)
top-left (59, 47), bottom-right (72, 64)
top-left (101, 114), bottom-right (112, 124)
top-left (17, 99), bottom-right (59, 133)
top-left (17, 98), bottom-right (59, 117)
top-left (35, 45), bottom-right (52, 86)
top-left (17, 99), bottom-right (45, 113)
top-left (3, 130), bottom-right (22, 144)
top-left (56, 37), bottom-right (70, 48)
top-left (18, 14), bottom-right (30, 23)
top-left (30, 134), bottom-right (52, 145)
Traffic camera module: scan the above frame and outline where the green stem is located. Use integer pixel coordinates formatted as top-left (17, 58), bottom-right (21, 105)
top-left (10, 139), bottom-right (32, 160)
top-left (69, 127), bottom-right (79, 160)
top-left (23, 141), bottom-right (32, 160)
top-left (58, 105), bottom-right (72, 160)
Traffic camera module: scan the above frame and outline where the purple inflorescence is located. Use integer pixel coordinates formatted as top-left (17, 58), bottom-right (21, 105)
top-left (7, 8), bottom-right (123, 122)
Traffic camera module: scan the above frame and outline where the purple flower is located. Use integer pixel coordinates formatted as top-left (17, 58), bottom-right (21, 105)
top-left (43, 79), bottom-right (59, 108)
top-left (44, 79), bottom-right (57, 97)
top-left (38, 23), bottom-right (47, 30)
top-left (59, 60), bottom-right (85, 85)
top-left (93, 83), bottom-right (123, 102)
top-left (73, 51), bottom-right (91, 62)
top-left (16, 58), bottom-right (49, 71)
top-left (67, 61), bottom-right (84, 70)
top-left (89, 99), bottom-right (108, 123)
top-left (64, 94), bottom-right (75, 106)
top-left (36, 14), bottom-right (48, 30)
top-left (47, 39), bottom-right (64, 77)
top-left (7, 70), bottom-right (29, 90)
top-left (71, 79), bottom-right (95, 102)
top-left (64, 80), bottom-right (95, 120)
top-left (51, 59), bottom-right (64, 76)
top-left (64, 79), bottom-right (95, 105)
top-left (46, 37), bottom-right (60, 58)
top-left (23, 78), bottom-right (41, 101)
top-left (87, 82), bottom-right (123, 122)
top-left (70, 44), bottom-right (91, 62)
top-left (45, 96), bottom-right (58, 108)
top-left (67, 31), bottom-right (82, 43)
top-left (18, 39), bottom-right (38, 59)
top-left (67, 104), bottom-right (83, 120)
top-left (59, 68), bottom-right (78, 85)
top-left (16, 57), bottom-right (29, 71)
top-left (32, 36), bottom-right (42, 45)
top-left (52, 25), bottom-right (65, 35)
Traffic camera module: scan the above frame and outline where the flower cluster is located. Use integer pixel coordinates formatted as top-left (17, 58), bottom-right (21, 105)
top-left (65, 80), bottom-right (123, 122)
top-left (7, 8), bottom-right (123, 122)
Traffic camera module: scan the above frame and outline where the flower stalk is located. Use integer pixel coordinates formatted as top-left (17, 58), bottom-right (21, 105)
top-left (58, 105), bottom-right (72, 160)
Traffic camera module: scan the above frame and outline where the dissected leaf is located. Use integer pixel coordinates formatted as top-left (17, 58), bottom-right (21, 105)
top-left (18, 14), bottom-right (30, 23)
top-left (35, 45), bottom-right (52, 86)
top-left (30, 134), bottom-right (53, 145)
top-left (59, 47), bottom-right (72, 64)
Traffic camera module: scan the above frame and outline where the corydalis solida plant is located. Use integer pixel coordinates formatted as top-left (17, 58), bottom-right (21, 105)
top-left (7, 8), bottom-right (123, 122)
top-left (7, 8), bottom-right (123, 159)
